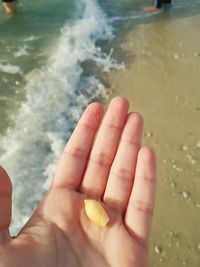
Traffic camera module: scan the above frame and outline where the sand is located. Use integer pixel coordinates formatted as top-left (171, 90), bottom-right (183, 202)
top-left (105, 13), bottom-right (200, 267)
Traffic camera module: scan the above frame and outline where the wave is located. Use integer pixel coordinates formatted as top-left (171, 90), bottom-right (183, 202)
top-left (109, 13), bottom-right (152, 23)
top-left (0, 0), bottom-right (122, 234)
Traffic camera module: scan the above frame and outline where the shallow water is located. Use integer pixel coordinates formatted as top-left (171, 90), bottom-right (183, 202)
top-left (0, 0), bottom-right (121, 233)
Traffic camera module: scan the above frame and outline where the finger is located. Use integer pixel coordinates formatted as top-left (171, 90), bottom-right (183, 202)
top-left (80, 97), bottom-right (129, 198)
top-left (125, 147), bottom-right (156, 245)
top-left (0, 166), bottom-right (12, 243)
top-left (52, 102), bottom-right (104, 189)
top-left (104, 113), bottom-right (143, 214)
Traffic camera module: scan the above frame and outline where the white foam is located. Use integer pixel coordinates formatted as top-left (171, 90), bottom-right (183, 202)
top-left (109, 13), bottom-right (152, 23)
top-left (14, 46), bottom-right (29, 58)
top-left (0, 0), bottom-right (121, 235)
top-left (0, 63), bottom-right (23, 75)
top-left (0, 96), bottom-right (10, 101)
top-left (24, 36), bottom-right (41, 42)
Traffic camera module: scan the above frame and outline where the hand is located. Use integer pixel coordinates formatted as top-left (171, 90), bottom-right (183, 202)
top-left (0, 97), bottom-right (156, 267)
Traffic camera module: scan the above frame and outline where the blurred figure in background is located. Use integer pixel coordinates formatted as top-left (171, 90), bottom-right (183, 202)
top-left (2, 0), bottom-right (16, 15)
top-left (144, 0), bottom-right (172, 13)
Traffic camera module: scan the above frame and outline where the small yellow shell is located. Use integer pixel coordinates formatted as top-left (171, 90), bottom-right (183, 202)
top-left (84, 199), bottom-right (109, 227)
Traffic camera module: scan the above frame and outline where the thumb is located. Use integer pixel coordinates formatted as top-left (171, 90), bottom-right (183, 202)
top-left (0, 166), bottom-right (12, 243)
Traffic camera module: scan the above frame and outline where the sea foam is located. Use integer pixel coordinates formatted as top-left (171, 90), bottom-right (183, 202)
top-left (0, 0), bottom-right (121, 234)
top-left (0, 63), bottom-right (23, 75)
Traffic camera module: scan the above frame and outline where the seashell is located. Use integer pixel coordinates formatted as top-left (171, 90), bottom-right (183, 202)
top-left (84, 199), bottom-right (109, 227)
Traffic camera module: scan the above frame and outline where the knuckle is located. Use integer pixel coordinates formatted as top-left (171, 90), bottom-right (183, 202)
top-left (80, 122), bottom-right (96, 132)
top-left (64, 146), bottom-right (86, 159)
top-left (102, 122), bottom-right (122, 131)
top-left (111, 168), bottom-right (133, 183)
top-left (90, 152), bottom-right (112, 167)
top-left (134, 199), bottom-right (154, 216)
top-left (144, 175), bottom-right (156, 183)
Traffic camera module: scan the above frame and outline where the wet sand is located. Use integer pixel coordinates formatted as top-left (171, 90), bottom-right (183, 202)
top-left (105, 13), bottom-right (200, 267)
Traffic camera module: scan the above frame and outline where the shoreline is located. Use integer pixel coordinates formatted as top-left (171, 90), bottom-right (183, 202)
top-left (105, 13), bottom-right (200, 266)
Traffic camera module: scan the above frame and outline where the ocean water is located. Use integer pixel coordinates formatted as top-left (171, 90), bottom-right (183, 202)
top-left (0, 0), bottom-right (198, 234)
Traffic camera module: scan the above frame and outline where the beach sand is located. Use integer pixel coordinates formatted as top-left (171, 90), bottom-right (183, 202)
top-left (105, 13), bottom-right (200, 267)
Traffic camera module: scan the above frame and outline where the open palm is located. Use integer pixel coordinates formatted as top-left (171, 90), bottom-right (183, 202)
top-left (0, 97), bottom-right (156, 267)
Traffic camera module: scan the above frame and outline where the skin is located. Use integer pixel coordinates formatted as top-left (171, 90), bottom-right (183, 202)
top-left (143, 5), bottom-right (161, 13)
top-left (2, 1), bottom-right (16, 15)
top-left (0, 97), bottom-right (156, 267)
